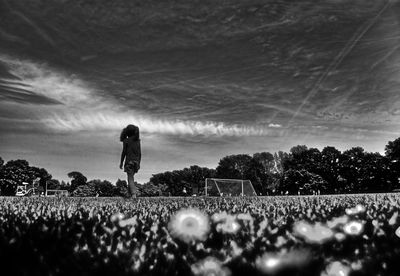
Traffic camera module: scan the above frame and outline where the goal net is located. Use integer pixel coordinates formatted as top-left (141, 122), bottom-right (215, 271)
top-left (205, 178), bottom-right (257, 197)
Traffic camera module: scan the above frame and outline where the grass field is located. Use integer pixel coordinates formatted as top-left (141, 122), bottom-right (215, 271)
top-left (1, 194), bottom-right (400, 276)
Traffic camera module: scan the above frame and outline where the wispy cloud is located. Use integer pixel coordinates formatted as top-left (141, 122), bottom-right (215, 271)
top-left (44, 111), bottom-right (276, 136)
top-left (0, 54), bottom-right (278, 137)
top-left (0, 54), bottom-right (95, 106)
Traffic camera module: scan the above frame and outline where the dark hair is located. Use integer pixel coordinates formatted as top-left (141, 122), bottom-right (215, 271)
top-left (120, 124), bottom-right (140, 142)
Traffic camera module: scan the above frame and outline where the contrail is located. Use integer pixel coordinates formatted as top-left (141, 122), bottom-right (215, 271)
top-left (370, 44), bottom-right (400, 70)
top-left (2, 0), bottom-right (56, 47)
top-left (287, 0), bottom-right (393, 126)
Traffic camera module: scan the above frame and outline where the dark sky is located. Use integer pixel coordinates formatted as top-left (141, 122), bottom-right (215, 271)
top-left (1, 0), bottom-right (400, 183)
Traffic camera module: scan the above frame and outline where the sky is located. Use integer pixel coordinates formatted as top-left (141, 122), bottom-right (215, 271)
top-left (1, 0), bottom-right (400, 184)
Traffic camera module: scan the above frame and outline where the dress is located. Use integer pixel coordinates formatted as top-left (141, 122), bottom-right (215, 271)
top-left (123, 137), bottom-right (141, 174)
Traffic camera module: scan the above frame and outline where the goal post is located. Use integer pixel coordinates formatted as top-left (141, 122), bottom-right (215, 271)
top-left (204, 178), bottom-right (257, 197)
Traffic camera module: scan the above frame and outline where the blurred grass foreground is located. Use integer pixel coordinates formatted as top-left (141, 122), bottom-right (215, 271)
top-left (1, 194), bottom-right (400, 275)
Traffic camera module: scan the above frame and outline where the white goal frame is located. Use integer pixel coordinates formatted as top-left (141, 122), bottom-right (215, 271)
top-left (204, 178), bottom-right (257, 197)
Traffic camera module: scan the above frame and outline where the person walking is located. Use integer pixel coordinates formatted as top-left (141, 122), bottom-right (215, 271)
top-left (120, 124), bottom-right (141, 198)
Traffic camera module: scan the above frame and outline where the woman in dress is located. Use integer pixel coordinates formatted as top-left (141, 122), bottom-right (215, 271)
top-left (119, 124), bottom-right (141, 198)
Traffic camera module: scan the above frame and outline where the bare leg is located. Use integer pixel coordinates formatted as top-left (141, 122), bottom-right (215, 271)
top-left (127, 172), bottom-right (136, 197)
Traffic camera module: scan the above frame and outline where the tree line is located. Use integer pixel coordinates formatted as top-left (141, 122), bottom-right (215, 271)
top-left (146, 137), bottom-right (400, 196)
top-left (1, 137), bottom-right (399, 196)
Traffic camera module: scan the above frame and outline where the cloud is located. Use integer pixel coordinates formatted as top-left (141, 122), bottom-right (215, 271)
top-left (43, 111), bottom-right (276, 137)
top-left (1, 54), bottom-right (277, 137)
top-left (0, 54), bottom-right (95, 106)
top-left (268, 123), bottom-right (282, 128)
top-left (0, 85), bottom-right (61, 105)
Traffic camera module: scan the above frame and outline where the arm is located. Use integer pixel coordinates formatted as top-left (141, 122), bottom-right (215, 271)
top-left (120, 142), bottom-right (127, 169)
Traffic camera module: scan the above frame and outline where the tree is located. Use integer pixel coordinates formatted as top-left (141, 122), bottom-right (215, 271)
top-left (386, 137), bottom-right (400, 162)
top-left (0, 159), bottom-right (29, 195)
top-left (253, 152), bottom-right (275, 173)
top-left (30, 167), bottom-right (52, 193)
top-left (265, 151), bottom-right (289, 194)
top-left (115, 179), bottom-right (129, 197)
top-left (46, 179), bottom-right (61, 190)
top-left (138, 182), bottom-right (168, 197)
top-left (385, 137), bottom-right (400, 187)
top-left (180, 166), bottom-right (216, 196)
top-left (0, 159), bottom-right (52, 196)
top-left (97, 180), bottom-right (114, 197)
top-left (249, 152), bottom-right (276, 195)
top-left (340, 147), bottom-right (366, 193)
top-left (71, 183), bottom-right (96, 197)
top-left (273, 151), bottom-right (289, 174)
top-left (60, 180), bottom-right (70, 191)
top-left (284, 145), bottom-right (322, 173)
top-left (280, 169), bottom-right (327, 195)
top-left (68, 171), bottom-right (87, 192)
top-left (216, 154), bottom-right (253, 179)
top-left (150, 171), bottom-right (180, 196)
top-left (360, 152), bottom-right (395, 192)
top-left (320, 146), bottom-right (342, 193)
top-left (290, 145), bottom-right (308, 156)
top-left (88, 179), bottom-right (114, 197)
top-left (283, 145), bottom-right (306, 171)
top-left (150, 166), bottom-right (216, 196)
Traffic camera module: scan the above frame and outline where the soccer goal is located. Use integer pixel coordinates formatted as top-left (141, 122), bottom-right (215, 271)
top-left (205, 178), bottom-right (257, 197)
